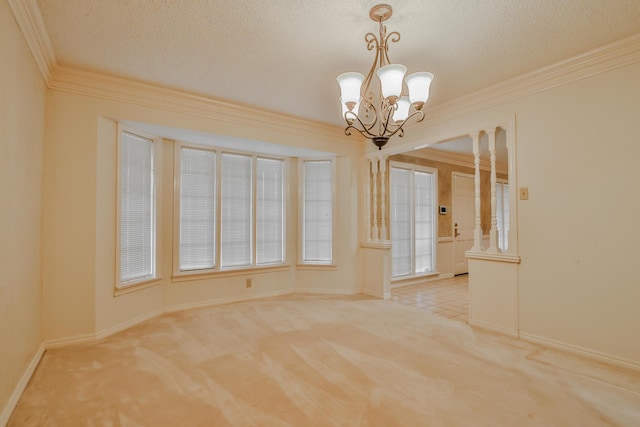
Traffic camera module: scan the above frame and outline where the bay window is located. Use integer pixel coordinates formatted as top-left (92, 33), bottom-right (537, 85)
top-left (175, 144), bottom-right (286, 275)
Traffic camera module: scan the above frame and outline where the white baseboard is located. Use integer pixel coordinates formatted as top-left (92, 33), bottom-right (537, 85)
top-left (468, 319), bottom-right (519, 338)
top-left (95, 309), bottom-right (163, 341)
top-left (391, 272), bottom-right (454, 288)
top-left (519, 331), bottom-right (640, 372)
top-left (0, 343), bottom-right (45, 427)
top-left (45, 310), bottom-right (164, 349)
top-left (361, 288), bottom-right (390, 300)
top-left (164, 288), bottom-right (295, 314)
top-left (295, 288), bottom-right (359, 296)
top-left (44, 332), bottom-right (95, 349)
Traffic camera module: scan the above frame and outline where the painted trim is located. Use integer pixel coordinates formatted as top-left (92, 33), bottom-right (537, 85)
top-left (466, 251), bottom-right (521, 263)
top-left (0, 343), bottom-right (45, 427)
top-left (10, 2), bottom-right (640, 142)
top-left (391, 273), bottom-right (454, 288)
top-left (295, 264), bottom-right (339, 271)
top-left (7, 0), bottom-right (56, 85)
top-left (422, 32), bottom-right (640, 126)
top-left (44, 333), bottom-right (95, 349)
top-left (362, 289), bottom-right (391, 300)
top-left (164, 288), bottom-right (295, 314)
top-left (519, 331), bottom-right (640, 372)
top-left (172, 265), bottom-right (292, 282)
top-left (45, 287), bottom-right (374, 351)
top-left (360, 241), bottom-right (392, 249)
top-left (295, 288), bottom-right (359, 295)
top-left (438, 237), bottom-right (454, 243)
top-left (468, 319), bottom-right (519, 338)
top-left (50, 66), bottom-right (349, 141)
top-left (95, 309), bottom-right (163, 341)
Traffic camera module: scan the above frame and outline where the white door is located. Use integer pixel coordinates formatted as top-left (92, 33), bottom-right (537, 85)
top-left (452, 173), bottom-right (475, 275)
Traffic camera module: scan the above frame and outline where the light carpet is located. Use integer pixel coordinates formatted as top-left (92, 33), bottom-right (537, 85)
top-left (9, 294), bottom-right (640, 426)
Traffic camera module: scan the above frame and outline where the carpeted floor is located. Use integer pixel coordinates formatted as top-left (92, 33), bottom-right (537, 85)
top-left (10, 294), bottom-right (640, 426)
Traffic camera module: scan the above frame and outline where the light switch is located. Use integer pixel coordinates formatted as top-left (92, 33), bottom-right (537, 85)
top-left (519, 187), bottom-right (529, 200)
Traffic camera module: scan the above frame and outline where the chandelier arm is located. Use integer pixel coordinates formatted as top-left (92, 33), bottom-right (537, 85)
top-left (345, 122), bottom-right (377, 139)
top-left (344, 109), bottom-right (378, 138)
top-left (359, 102), bottom-right (378, 129)
top-left (362, 33), bottom-right (380, 97)
top-left (380, 102), bottom-right (395, 137)
top-left (386, 110), bottom-right (426, 138)
top-left (383, 31), bottom-right (401, 65)
top-left (365, 32), bottom-right (378, 51)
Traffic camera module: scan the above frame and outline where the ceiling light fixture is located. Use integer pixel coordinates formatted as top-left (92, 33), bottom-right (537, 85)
top-left (337, 4), bottom-right (434, 150)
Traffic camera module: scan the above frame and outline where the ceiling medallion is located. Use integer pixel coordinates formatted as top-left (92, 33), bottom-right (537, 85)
top-left (337, 4), bottom-right (434, 149)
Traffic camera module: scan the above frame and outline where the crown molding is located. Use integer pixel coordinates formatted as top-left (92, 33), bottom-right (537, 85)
top-left (8, 0), bottom-right (56, 85)
top-left (424, 32), bottom-right (640, 125)
top-left (10, 0), bottom-right (640, 141)
top-left (49, 66), bottom-right (354, 142)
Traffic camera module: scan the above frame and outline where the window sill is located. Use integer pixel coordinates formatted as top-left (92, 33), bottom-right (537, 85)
top-left (361, 241), bottom-right (392, 249)
top-left (296, 263), bottom-right (338, 271)
top-left (114, 277), bottom-right (162, 296)
top-left (172, 264), bottom-right (291, 283)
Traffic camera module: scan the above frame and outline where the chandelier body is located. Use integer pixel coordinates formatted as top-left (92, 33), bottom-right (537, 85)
top-left (337, 4), bottom-right (434, 149)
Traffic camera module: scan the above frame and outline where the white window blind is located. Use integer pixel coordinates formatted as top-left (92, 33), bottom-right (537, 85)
top-left (221, 153), bottom-right (252, 268)
top-left (303, 160), bottom-right (333, 264)
top-left (256, 158), bottom-right (284, 265)
top-left (391, 167), bottom-right (412, 277)
top-left (390, 164), bottom-right (436, 278)
top-left (497, 183), bottom-right (510, 251)
top-left (119, 131), bottom-right (155, 285)
top-left (415, 171), bottom-right (434, 273)
top-left (179, 148), bottom-right (216, 271)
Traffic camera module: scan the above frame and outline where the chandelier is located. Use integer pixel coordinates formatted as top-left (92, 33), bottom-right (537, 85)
top-left (337, 4), bottom-right (434, 150)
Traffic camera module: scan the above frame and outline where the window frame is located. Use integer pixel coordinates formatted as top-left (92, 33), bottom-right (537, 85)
top-left (389, 160), bottom-right (438, 279)
top-left (115, 125), bottom-right (162, 292)
top-left (496, 178), bottom-right (509, 252)
top-left (172, 142), bottom-right (288, 280)
top-left (298, 157), bottom-right (337, 268)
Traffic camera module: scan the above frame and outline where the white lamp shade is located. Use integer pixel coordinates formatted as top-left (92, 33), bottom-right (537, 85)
top-left (337, 72), bottom-right (364, 106)
top-left (406, 72), bottom-right (434, 105)
top-left (376, 64), bottom-right (407, 100)
top-left (393, 97), bottom-right (411, 122)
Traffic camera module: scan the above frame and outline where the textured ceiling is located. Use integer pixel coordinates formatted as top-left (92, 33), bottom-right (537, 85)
top-left (37, 0), bottom-right (640, 127)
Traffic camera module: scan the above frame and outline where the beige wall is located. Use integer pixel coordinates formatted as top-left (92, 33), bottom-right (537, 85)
top-left (0, 2), bottom-right (46, 419)
top-left (43, 89), bottom-right (363, 343)
top-left (6, 5), bottom-right (640, 414)
top-left (43, 64), bottom-right (639, 368)
top-left (390, 61), bottom-right (640, 365)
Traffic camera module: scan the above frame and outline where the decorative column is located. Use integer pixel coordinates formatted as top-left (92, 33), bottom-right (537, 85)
top-left (364, 158), bottom-right (372, 242)
top-left (488, 128), bottom-right (499, 253)
top-left (471, 131), bottom-right (483, 252)
top-left (379, 155), bottom-right (388, 241)
top-left (371, 158), bottom-right (379, 242)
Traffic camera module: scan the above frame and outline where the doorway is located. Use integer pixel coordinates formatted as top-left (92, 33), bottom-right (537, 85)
top-left (452, 173), bottom-right (475, 275)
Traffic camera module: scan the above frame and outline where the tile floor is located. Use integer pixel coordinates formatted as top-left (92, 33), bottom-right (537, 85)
top-left (389, 274), bottom-right (469, 322)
